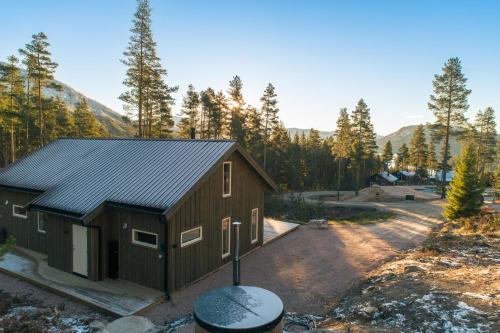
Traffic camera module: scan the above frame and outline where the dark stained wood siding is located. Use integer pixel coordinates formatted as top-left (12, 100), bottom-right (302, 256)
top-left (90, 207), bottom-right (166, 291)
top-left (167, 151), bottom-right (268, 291)
top-left (0, 189), bottom-right (47, 254)
top-left (46, 215), bottom-right (75, 273)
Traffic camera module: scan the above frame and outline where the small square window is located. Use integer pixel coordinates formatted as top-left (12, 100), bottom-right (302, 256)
top-left (181, 226), bottom-right (202, 247)
top-left (222, 217), bottom-right (231, 258)
top-left (222, 162), bottom-right (232, 197)
top-left (251, 208), bottom-right (258, 244)
top-left (12, 205), bottom-right (27, 219)
top-left (38, 212), bottom-right (47, 234)
top-left (132, 229), bottom-right (158, 249)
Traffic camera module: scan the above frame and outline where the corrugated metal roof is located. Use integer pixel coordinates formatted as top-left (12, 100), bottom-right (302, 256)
top-left (0, 138), bottom-right (238, 218)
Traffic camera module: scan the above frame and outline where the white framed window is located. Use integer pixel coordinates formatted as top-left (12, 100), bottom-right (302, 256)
top-left (251, 208), bottom-right (258, 244)
top-left (132, 229), bottom-right (158, 249)
top-left (222, 161), bottom-right (232, 198)
top-left (181, 226), bottom-right (203, 248)
top-left (37, 212), bottom-right (47, 234)
top-left (12, 205), bottom-right (27, 219)
top-left (222, 217), bottom-right (231, 258)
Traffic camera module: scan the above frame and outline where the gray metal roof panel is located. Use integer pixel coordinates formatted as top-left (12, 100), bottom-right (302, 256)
top-left (0, 139), bottom-right (236, 216)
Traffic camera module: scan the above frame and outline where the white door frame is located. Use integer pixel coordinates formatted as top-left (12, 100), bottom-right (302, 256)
top-left (72, 224), bottom-right (88, 277)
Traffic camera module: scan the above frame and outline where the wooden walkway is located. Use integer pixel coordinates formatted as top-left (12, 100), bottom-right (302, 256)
top-left (0, 247), bottom-right (164, 317)
top-left (263, 218), bottom-right (300, 245)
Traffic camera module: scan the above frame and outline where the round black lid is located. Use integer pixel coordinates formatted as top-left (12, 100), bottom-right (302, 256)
top-left (193, 286), bottom-right (284, 333)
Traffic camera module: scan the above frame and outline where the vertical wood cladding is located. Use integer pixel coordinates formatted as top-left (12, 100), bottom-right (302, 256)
top-left (0, 189), bottom-right (47, 254)
top-left (167, 151), bottom-right (267, 291)
top-left (90, 208), bottom-right (166, 291)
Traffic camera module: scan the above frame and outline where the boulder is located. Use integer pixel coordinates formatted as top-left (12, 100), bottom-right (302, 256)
top-left (106, 316), bottom-right (156, 333)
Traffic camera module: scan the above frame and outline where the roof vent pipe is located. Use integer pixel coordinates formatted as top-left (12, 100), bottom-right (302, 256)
top-left (232, 221), bottom-right (241, 286)
top-left (190, 127), bottom-right (196, 139)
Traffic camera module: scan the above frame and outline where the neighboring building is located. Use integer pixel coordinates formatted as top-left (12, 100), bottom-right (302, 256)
top-left (396, 170), bottom-right (416, 180)
top-left (0, 139), bottom-right (277, 293)
top-left (367, 172), bottom-right (398, 186)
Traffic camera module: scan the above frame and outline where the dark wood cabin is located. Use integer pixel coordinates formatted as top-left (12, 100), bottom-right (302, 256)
top-left (0, 138), bottom-right (277, 294)
top-left (366, 172), bottom-right (398, 186)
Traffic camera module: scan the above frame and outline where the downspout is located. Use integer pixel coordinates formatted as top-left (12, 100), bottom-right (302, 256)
top-left (160, 215), bottom-right (170, 300)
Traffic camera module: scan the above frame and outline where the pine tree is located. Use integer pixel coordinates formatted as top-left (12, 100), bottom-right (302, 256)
top-left (73, 98), bottom-right (103, 138)
top-left (427, 136), bottom-right (438, 176)
top-left (227, 76), bottom-right (246, 143)
top-left (121, 0), bottom-right (174, 138)
top-left (382, 140), bottom-right (393, 171)
top-left (409, 125), bottom-right (428, 178)
top-left (473, 107), bottom-right (496, 178)
top-left (333, 108), bottom-right (352, 199)
top-left (349, 141), bottom-right (364, 196)
top-left (351, 99), bottom-right (377, 157)
top-left (493, 164), bottom-right (500, 203)
top-left (260, 83), bottom-right (279, 170)
top-left (19, 32), bottom-right (60, 147)
top-left (0, 55), bottom-right (24, 164)
top-left (444, 144), bottom-right (483, 219)
top-left (244, 106), bottom-right (264, 162)
top-left (398, 143), bottom-right (409, 170)
top-left (178, 84), bottom-right (200, 138)
top-left (428, 57), bottom-right (471, 198)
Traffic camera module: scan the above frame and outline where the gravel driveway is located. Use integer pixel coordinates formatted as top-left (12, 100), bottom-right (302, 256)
top-left (144, 197), bottom-right (444, 324)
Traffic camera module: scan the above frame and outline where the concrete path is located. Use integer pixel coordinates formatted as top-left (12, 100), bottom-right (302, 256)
top-left (0, 247), bottom-right (164, 317)
top-left (263, 218), bottom-right (300, 244)
top-left (144, 193), bottom-right (444, 324)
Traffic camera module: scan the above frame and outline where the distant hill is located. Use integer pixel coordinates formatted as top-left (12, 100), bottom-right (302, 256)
top-left (376, 124), bottom-right (462, 156)
top-left (44, 80), bottom-right (135, 137)
top-left (287, 128), bottom-right (334, 139)
top-left (285, 124), bottom-right (468, 157)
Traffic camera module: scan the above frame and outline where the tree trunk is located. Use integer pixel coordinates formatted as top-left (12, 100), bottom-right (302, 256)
top-left (337, 158), bottom-right (342, 201)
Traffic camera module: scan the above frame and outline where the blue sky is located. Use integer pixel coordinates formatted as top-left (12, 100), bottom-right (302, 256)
top-left (1, 0), bottom-right (499, 135)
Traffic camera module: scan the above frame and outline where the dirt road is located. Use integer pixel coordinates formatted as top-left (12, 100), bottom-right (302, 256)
top-left (144, 190), bottom-right (445, 324)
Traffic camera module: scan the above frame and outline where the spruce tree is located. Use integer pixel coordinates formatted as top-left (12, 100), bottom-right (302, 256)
top-left (382, 140), bottom-right (393, 171)
top-left (409, 125), bottom-right (428, 178)
top-left (178, 84), bottom-right (200, 138)
top-left (333, 108), bottom-right (352, 199)
top-left (19, 32), bottom-right (59, 147)
top-left (473, 107), bottom-right (496, 178)
top-left (444, 144), bottom-right (483, 219)
top-left (260, 83), bottom-right (279, 170)
top-left (428, 58), bottom-right (471, 198)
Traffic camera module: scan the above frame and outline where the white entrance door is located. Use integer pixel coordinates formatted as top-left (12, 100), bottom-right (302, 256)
top-left (72, 225), bottom-right (88, 277)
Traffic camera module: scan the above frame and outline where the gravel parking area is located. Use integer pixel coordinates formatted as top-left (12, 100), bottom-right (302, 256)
top-left (145, 199), bottom-right (444, 325)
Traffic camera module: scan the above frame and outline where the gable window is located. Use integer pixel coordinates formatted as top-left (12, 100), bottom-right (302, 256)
top-left (37, 212), bottom-right (47, 234)
top-left (222, 217), bottom-right (231, 258)
top-left (12, 205), bottom-right (27, 219)
top-left (181, 226), bottom-right (202, 247)
top-left (251, 208), bottom-right (258, 244)
top-left (132, 229), bottom-right (158, 249)
top-left (222, 161), bottom-right (232, 197)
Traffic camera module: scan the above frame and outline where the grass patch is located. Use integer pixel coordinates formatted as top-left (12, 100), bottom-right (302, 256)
top-left (265, 193), bottom-right (395, 224)
top-left (328, 210), bottom-right (395, 225)
top-left (423, 212), bottom-right (499, 253)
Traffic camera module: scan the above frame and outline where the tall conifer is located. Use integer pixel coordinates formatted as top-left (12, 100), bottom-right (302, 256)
top-left (428, 58), bottom-right (471, 198)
